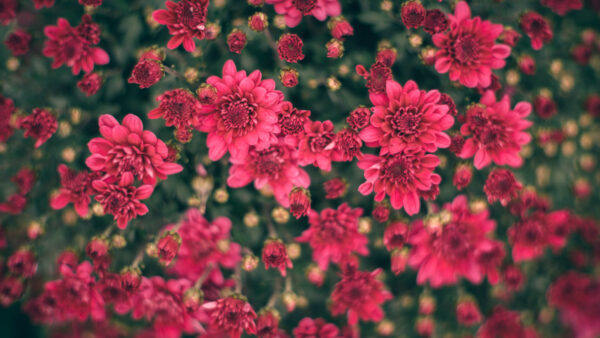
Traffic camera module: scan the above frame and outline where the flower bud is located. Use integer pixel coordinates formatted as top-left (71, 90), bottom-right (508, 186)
top-left (289, 187), bottom-right (311, 219)
top-left (156, 231), bottom-right (181, 265)
top-left (248, 12), bottom-right (268, 32)
top-left (279, 67), bottom-right (299, 88)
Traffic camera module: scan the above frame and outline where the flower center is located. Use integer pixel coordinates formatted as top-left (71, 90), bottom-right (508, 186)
top-left (220, 94), bottom-right (258, 134)
top-left (254, 147), bottom-right (284, 178)
top-left (177, 0), bottom-right (207, 31)
top-left (382, 156), bottom-right (414, 184)
top-left (439, 224), bottom-right (471, 259)
top-left (454, 35), bottom-right (480, 64)
top-left (309, 134), bottom-right (333, 153)
top-left (292, 0), bottom-right (317, 13)
top-left (388, 106), bottom-right (421, 137)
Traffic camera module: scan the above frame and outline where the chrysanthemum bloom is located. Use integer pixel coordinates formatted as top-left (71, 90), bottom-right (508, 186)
top-left (0, 276), bottom-right (23, 307)
top-left (452, 164), bottom-right (472, 190)
top-left (328, 16), bottom-right (353, 40)
top-left (372, 202), bottom-right (390, 222)
top-left (198, 60), bottom-right (284, 161)
top-left (85, 237), bottom-right (109, 263)
top-left (541, 0), bottom-right (582, 15)
top-left (383, 221), bottom-right (408, 250)
top-left (323, 177), bottom-right (347, 199)
top-left (262, 238), bottom-right (293, 276)
top-left (152, 0), bottom-right (209, 52)
top-left (296, 203), bottom-right (367, 270)
top-left (519, 55), bottom-right (536, 75)
top-left (204, 295), bottom-right (257, 338)
top-left (7, 248), bottom-right (37, 278)
top-left (432, 1), bottom-right (511, 88)
top-left (331, 128), bottom-right (362, 162)
top-left (93, 180), bottom-right (153, 229)
top-left (456, 299), bottom-right (482, 326)
top-left (357, 146), bottom-right (441, 215)
top-left (227, 29), bottom-right (247, 54)
top-left (50, 165), bottom-right (99, 217)
top-left (165, 210), bottom-right (241, 284)
top-left (131, 277), bottom-right (206, 336)
top-left (359, 80), bottom-right (454, 155)
top-left (148, 89), bottom-right (205, 143)
top-left (520, 11), bottom-right (553, 50)
top-left (128, 49), bottom-right (165, 89)
top-left (408, 195), bottom-right (502, 287)
top-left (227, 139), bottom-right (310, 207)
top-left (458, 91), bottom-right (532, 169)
top-left (478, 306), bottom-right (538, 338)
top-left (0, 94), bottom-right (15, 142)
top-left (330, 268), bottom-right (392, 325)
top-left (4, 29), bottom-right (31, 56)
top-left (289, 187), bottom-right (311, 218)
top-left (0, 0), bottom-right (16, 25)
top-left (19, 108), bottom-right (57, 148)
top-left (585, 94), bottom-right (600, 117)
top-left (11, 168), bottom-right (35, 195)
top-left (0, 194), bottom-right (26, 214)
top-left (508, 210), bottom-right (570, 262)
top-left (297, 120), bottom-right (335, 171)
top-left (484, 168), bottom-right (522, 206)
top-left (277, 101), bottom-right (311, 142)
top-left (248, 12), bottom-right (268, 32)
top-left (500, 27), bottom-right (521, 46)
top-left (548, 272), bottom-right (600, 338)
top-left (277, 33), bottom-right (305, 63)
top-left (347, 106), bottom-right (370, 130)
top-left (77, 72), bottom-right (103, 96)
top-left (423, 9), bottom-right (448, 35)
top-left (325, 38), bottom-right (344, 58)
top-left (401, 1), bottom-right (425, 29)
top-left (356, 61), bottom-right (392, 96)
top-left (43, 15), bottom-right (109, 75)
top-left (156, 231), bottom-right (181, 265)
top-left (86, 114), bottom-right (183, 185)
top-left (79, 0), bottom-right (102, 7)
top-left (265, 0), bottom-right (341, 28)
top-left (279, 67), bottom-right (299, 87)
top-left (572, 44), bottom-right (593, 65)
top-left (33, 0), bottom-right (55, 9)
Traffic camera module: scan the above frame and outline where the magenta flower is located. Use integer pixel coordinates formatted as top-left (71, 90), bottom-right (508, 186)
top-left (458, 91), bottom-right (532, 169)
top-left (19, 108), bottom-right (57, 148)
top-left (227, 138), bottom-right (310, 207)
top-left (432, 1), bottom-right (511, 88)
top-left (197, 60), bottom-right (284, 161)
top-left (86, 114), bottom-right (183, 185)
top-left (296, 203), bottom-right (367, 270)
top-left (357, 146), bottom-right (441, 215)
top-left (359, 80), bottom-right (454, 155)
top-left (50, 165), bottom-right (100, 217)
top-left (43, 15), bottom-right (109, 75)
top-left (92, 180), bottom-right (153, 229)
top-left (265, 0), bottom-right (341, 28)
top-left (298, 120), bottom-right (336, 171)
top-left (148, 88), bottom-right (206, 143)
top-left (152, 0), bottom-right (210, 52)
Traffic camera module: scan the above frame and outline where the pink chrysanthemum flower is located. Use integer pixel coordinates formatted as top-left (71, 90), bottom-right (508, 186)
top-left (4, 29), bottom-right (31, 56)
top-left (520, 11), bottom-right (553, 51)
top-left (0, 0), bottom-right (16, 25)
top-left (86, 114), bottom-right (183, 185)
top-left (148, 88), bottom-right (206, 143)
top-left (197, 60), bottom-right (284, 161)
top-left (359, 80), bottom-right (454, 155)
top-left (298, 120), bottom-right (336, 171)
top-left (77, 72), bottom-right (103, 96)
top-left (541, 0), bottom-right (583, 15)
top-left (484, 168), bottom-right (522, 206)
top-left (458, 91), bottom-right (532, 169)
top-left (265, 0), bottom-right (341, 28)
top-left (408, 195), bottom-right (504, 287)
top-left (167, 209), bottom-right (241, 281)
top-left (227, 138), bottom-right (310, 207)
top-left (296, 203), bottom-right (367, 270)
top-left (432, 1), bottom-right (511, 88)
top-left (330, 268), bottom-right (392, 325)
top-left (33, 0), bottom-right (55, 9)
top-left (262, 238), bottom-right (293, 276)
top-left (293, 317), bottom-right (340, 338)
top-left (478, 306), bottom-right (538, 338)
top-left (19, 108), bottom-right (58, 148)
top-left (277, 101), bottom-right (311, 143)
top-left (204, 295), bottom-right (257, 338)
top-left (43, 15), bottom-right (109, 75)
top-left (152, 0), bottom-right (210, 52)
top-left (357, 145), bottom-right (441, 215)
top-left (92, 180), bottom-right (153, 229)
top-left (50, 165), bottom-right (101, 217)
top-left (508, 210), bottom-right (570, 262)
top-left (0, 94), bottom-right (15, 142)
